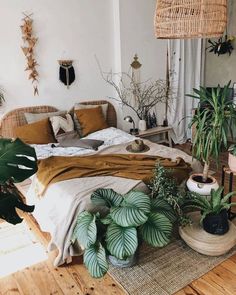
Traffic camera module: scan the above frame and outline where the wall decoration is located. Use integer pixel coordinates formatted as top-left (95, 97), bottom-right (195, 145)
top-left (206, 35), bottom-right (234, 56)
top-left (58, 60), bottom-right (75, 89)
top-left (20, 13), bottom-right (39, 96)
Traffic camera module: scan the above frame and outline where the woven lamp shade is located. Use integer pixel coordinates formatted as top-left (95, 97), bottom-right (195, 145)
top-left (154, 0), bottom-right (227, 39)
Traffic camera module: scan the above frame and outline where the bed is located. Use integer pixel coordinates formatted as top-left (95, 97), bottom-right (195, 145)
top-left (0, 101), bottom-right (201, 266)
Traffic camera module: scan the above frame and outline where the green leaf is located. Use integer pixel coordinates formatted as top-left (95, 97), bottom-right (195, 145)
top-left (139, 213), bottom-right (172, 247)
top-left (106, 222), bottom-right (138, 259)
top-left (0, 138), bottom-right (37, 184)
top-left (71, 211), bottom-right (97, 248)
top-left (84, 243), bottom-right (108, 278)
top-left (100, 214), bottom-right (113, 225)
top-left (91, 188), bottom-right (123, 208)
top-left (111, 191), bottom-right (151, 227)
top-left (151, 198), bottom-right (177, 223)
top-left (210, 187), bottom-right (224, 211)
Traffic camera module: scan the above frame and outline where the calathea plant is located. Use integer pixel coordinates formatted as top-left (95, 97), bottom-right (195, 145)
top-left (0, 138), bottom-right (38, 224)
top-left (71, 188), bottom-right (174, 278)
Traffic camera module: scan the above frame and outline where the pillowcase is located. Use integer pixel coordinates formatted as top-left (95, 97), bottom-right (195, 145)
top-left (24, 110), bottom-right (66, 124)
top-left (57, 131), bottom-right (104, 150)
top-left (73, 103), bottom-right (108, 134)
top-left (49, 113), bottom-right (74, 139)
top-left (74, 106), bottom-right (108, 136)
top-left (15, 118), bottom-right (56, 144)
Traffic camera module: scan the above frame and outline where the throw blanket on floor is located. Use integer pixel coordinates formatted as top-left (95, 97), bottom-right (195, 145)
top-left (36, 154), bottom-right (191, 196)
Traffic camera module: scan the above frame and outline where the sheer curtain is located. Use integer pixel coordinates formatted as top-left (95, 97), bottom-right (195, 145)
top-left (167, 39), bottom-right (205, 144)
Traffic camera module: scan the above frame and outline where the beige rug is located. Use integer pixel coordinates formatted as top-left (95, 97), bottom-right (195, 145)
top-left (0, 221), bottom-right (47, 278)
top-left (108, 234), bottom-right (236, 295)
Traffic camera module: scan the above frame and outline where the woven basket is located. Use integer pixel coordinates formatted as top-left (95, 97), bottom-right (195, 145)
top-left (154, 0), bottom-right (227, 39)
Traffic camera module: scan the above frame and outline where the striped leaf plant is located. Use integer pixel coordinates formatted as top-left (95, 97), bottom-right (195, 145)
top-left (71, 188), bottom-right (174, 278)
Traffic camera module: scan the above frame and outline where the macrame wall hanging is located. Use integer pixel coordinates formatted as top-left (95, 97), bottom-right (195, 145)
top-left (21, 13), bottom-right (39, 96)
top-left (58, 60), bottom-right (75, 89)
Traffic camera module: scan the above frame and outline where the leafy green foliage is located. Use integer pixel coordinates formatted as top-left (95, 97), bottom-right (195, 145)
top-left (188, 81), bottom-right (236, 179)
top-left (72, 187), bottom-right (173, 278)
top-left (84, 243), bottom-right (108, 278)
top-left (0, 138), bottom-right (37, 184)
top-left (149, 165), bottom-right (191, 226)
top-left (182, 186), bottom-right (236, 223)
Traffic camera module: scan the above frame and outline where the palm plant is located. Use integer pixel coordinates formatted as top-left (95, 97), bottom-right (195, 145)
top-left (0, 138), bottom-right (38, 224)
top-left (189, 81), bottom-right (236, 182)
top-left (71, 188), bottom-right (174, 278)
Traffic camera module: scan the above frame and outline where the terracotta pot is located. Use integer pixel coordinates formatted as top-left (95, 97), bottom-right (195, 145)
top-left (228, 152), bottom-right (236, 172)
top-left (186, 173), bottom-right (219, 196)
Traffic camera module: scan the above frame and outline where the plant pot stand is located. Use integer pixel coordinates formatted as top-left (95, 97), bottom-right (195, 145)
top-left (179, 212), bottom-right (236, 256)
top-left (221, 166), bottom-right (236, 220)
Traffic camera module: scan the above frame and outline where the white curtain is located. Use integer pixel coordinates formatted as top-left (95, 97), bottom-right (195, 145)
top-left (167, 39), bottom-right (205, 144)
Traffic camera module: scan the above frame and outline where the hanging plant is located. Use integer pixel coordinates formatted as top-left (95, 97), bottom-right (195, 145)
top-left (206, 35), bottom-right (234, 56)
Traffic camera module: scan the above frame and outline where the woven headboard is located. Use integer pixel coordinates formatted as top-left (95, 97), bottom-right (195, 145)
top-left (0, 100), bottom-right (117, 138)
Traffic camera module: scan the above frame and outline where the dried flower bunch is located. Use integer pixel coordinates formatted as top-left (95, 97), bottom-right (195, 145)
top-left (21, 13), bottom-right (39, 95)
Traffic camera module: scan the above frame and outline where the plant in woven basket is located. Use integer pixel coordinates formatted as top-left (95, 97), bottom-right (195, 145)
top-left (0, 138), bottom-right (38, 224)
top-left (71, 188), bottom-right (173, 278)
top-left (182, 187), bottom-right (236, 235)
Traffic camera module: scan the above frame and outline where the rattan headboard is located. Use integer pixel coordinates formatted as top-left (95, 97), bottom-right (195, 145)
top-left (0, 100), bottom-right (117, 138)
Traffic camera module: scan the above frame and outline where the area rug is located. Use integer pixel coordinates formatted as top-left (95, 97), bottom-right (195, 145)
top-left (108, 234), bottom-right (236, 295)
top-left (0, 221), bottom-right (47, 277)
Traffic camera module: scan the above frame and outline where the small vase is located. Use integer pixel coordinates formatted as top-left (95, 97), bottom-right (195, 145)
top-left (138, 120), bottom-right (147, 131)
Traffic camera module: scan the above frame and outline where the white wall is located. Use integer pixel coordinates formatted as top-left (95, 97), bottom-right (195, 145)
top-left (0, 0), bottom-right (167, 127)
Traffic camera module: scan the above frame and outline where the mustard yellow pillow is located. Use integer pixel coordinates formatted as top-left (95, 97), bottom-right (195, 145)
top-left (15, 118), bottom-right (56, 144)
top-left (75, 106), bottom-right (108, 136)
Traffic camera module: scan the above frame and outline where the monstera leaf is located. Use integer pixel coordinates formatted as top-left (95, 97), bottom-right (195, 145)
top-left (106, 222), bottom-right (138, 259)
top-left (84, 243), bottom-right (108, 278)
top-left (0, 138), bottom-right (37, 184)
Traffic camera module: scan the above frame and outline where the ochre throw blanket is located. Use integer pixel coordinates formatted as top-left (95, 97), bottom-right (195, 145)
top-left (35, 154), bottom-right (191, 196)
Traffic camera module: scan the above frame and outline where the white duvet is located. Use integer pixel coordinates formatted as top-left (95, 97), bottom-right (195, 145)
top-left (26, 127), bottom-right (201, 266)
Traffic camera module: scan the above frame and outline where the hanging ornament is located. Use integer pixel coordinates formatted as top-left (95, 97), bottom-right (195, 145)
top-left (58, 60), bottom-right (75, 89)
top-left (21, 12), bottom-right (39, 96)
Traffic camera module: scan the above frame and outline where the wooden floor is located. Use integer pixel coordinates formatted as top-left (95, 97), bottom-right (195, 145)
top-left (1, 144), bottom-right (236, 295)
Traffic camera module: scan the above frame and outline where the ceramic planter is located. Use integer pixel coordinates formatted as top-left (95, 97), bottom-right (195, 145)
top-left (228, 152), bottom-right (236, 172)
top-left (108, 253), bottom-right (137, 268)
top-left (186, 173), bottom-right (219, 196)
top-left (202, 209), bottom-right (229, 235)
top-left (138, 120), bottom-right (147, 131)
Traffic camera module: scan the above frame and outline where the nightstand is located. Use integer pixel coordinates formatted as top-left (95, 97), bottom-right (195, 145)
top-left (138, 126), bottom-right (173, 147)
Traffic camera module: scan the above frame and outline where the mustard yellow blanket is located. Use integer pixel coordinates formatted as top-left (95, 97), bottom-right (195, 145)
top-left (36, 154), bottom-right (191, 196)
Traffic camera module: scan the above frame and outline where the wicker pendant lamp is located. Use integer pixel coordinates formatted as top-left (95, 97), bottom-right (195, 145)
top-left (154, 0), bottom-right (227, 39)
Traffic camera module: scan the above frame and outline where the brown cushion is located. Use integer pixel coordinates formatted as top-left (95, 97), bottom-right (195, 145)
top-left (75, 106), bottom-right (108, 136)
top-left (15, 118), bottom-right (56, 144)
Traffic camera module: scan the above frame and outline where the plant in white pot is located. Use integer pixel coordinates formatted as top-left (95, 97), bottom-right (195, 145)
top-left (187, 82), bottom-right (236, 195)
top-left (228, 144), bottom-right (236, 172)
top-left (71, 188), bottom-right (174, 278)
top-left (182, 187), bottom-right (236, 235)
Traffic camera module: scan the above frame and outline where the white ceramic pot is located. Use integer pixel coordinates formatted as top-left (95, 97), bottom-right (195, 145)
top-left (228, 153), bottom-right (236, 172)
top-left (138, 120), bottom-right (147, 131)
top-left (186, 173), bottom-right (219, 196)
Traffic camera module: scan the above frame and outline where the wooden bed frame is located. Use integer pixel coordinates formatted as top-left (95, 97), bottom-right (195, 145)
top-left (0, 100), bottom-right (117, 138)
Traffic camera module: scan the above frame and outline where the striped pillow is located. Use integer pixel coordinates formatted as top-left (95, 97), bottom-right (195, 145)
top-left (49, 113), bottom-right (75, 138)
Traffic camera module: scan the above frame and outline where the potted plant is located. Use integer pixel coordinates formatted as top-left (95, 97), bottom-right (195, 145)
top-left (182, 187), bottom-right (236, 235)
top-left (0, 138), bottom-right (38, 224)
top-left (228, 143), bottom-right (236, 172)
top-left (187, 81), bottom-right (236, 195)
top-left (71, 188), bottom-right (174, 278)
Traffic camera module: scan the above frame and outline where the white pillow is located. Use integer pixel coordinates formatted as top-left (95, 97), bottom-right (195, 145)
top-left (49, 113), bottom-right (75, 138)
top-left (24, 110), bottom-right (66, 124)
